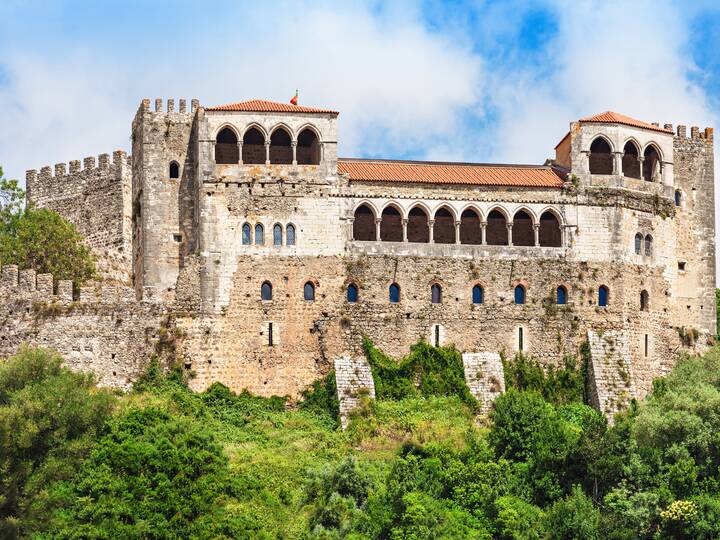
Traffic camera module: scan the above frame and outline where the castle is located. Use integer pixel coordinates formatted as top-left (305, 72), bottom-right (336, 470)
top-left (1, 97), bottom-right (716, 418)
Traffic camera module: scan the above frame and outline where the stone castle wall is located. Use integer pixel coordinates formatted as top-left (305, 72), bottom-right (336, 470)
top-left (25, 151), bottom-right (132, 284)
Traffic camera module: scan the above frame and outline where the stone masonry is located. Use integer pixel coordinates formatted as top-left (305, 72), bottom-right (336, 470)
top-left (334, 355), bottom-right (376, 428)
top-left (3, 98), bottom-right (715, 421)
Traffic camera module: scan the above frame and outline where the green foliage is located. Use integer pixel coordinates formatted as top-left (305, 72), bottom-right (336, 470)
top-left (46, 407), bottom-right (257, 538)
top-left (0, 207), bottom-right (96, 286)
top-left (0, 169), bottom-right (25, 222)
top-left (503, 353), bottom-right (586, 405)
top-left (300, 370), bottom-right (341, 429)
top-left (363, 338), bottom-right (476, 408)
top-left (544, 486), bottom-right (600, 540)
top-left (0, 347), bottom-right (115, 538)
top-left (494, 495), bottom-right (545, 540)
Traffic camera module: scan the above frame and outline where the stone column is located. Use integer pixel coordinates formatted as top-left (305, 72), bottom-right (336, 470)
top-left (480, 222), bottom-right (487, 245)
top-left (375, 218), bottom-right (382, 241)
top-left (265, 141), bottom-right (271, 165)
top-left (506, 223), bottom-right (513, 247)
top-left (454, 221), bottom-right (461, 244)
top-left (582, 150), bottom-right (591, 174)
top-left (237, 141), bottom-right (243, 165)
top-left (292, 141), bottom-right (298, 166)
top-left (211, 141), bottom-right (217, 166)
top-left (428, 219), bottom-right (435, 243)
top-left (533, 224), bottom-right (540, 246)
top-left (348, 217), bottom-right (355, 241)
top-left (402, 219), bottom-right (408, 242)
top-left (613, 151), bottom-right (623, 175)
top-left (638, 156), bottom-right (644, 180)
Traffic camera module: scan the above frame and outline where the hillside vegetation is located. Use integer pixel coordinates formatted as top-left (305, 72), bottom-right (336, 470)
top-left (1, 342), bottom-right (720, 539)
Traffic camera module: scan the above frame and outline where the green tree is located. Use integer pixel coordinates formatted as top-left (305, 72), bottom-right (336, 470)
top-left (544, 486), bottom-right (601, 540)
top-left (46, 407), bottom-right (255, 538)
top-left (0, 347), bottom-right (115, 538)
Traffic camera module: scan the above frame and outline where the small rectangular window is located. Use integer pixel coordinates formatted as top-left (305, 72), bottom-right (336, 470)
top-left (678, 262), bottom-right (686, 272)
top-left (173, 234), bottom-right (182, 242)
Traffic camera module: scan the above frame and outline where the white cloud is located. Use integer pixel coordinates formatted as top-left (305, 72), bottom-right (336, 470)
top-left (0, 2), bottom-right (484, 183)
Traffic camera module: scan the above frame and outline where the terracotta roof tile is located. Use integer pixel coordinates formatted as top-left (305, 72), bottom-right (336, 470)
top-left (580, 111), bottom-right (672, 134)
top-left (337, 159), bottom-right (564, 188)
top-left (206, 99), bottom-right (338, 115)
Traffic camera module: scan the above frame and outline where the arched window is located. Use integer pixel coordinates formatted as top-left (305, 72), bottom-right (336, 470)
top-left (242, 223), bottom-right (252, 245)
top-left (472, 285), bottom-right (484, 305)
top-left (215, 127), bottom-right (239, 164)
top-left (514, 285), bottom-right (526, 305)
top-left (261, 281), bottom-right (272, 301)
top-left (304, 281), bottom-right (315, 301)
top-left (538, 211), bottom-right (562, 247)
top-left (380, 206), bottom-right (403, 242)
top-left (286, 224), bottom-right (296, 246)
top-left (407, 206), bottom-right (429, 243)
top-left (347, 283), bottom-right (358, 303)
top-left (634, 233), bottom-right (642, 254)
top-left (273, 224), bottom-right (282, 246)
top-left (486, 209), bottom-right (508, 245)
top-left (622, 141), bottom-right (640, 179)
top-left (169, 161), bottom-right (180, 179)
top-left (270, 127), bottom-right (292, 164)
top-left (512, 210), bottom-right (534, 246)
top-left (460, 208), bottom-right (481, 245)
top-left (255, 224), bottom-right (264, 245)
top-left (242, 127), bottom-right (265, 164)
top-left (433, 207), bottom-right (455, 244)
top-left (644, 235), bottom-right (653, 256)
top-left (353, 204), bottom-right (376, 241)
top-left (431, 284), bottom-right (442, 304)
top-left (557, 286), bottom-right (567, 305)
top-left (643, 144), bottom-right (661, 182)
top-left (598, 285), bottom-right (609, 307)
top-left (674, 190), bottom-right (682, 207)
top-left (589, 137), bottom-right (613, 175)
top-left (389, 283), bottom-right (400, 303)
top-left (297, 128), bottom-right (320, 165)
top-left (640, 290), bottom-right (649, 311)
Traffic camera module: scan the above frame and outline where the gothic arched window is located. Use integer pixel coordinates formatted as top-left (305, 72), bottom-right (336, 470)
top-left (431, 284), bottom-right (442, 304)
top-left (261, 281), bottom-right (272, 301)
top-left (304, 281), bottom-right (315, 301)
top-left (514, 285), bottom-right (526, 305)
top-left (169, 161), bottom-right (180, 178)
top-left (273, 224), bottom-right (282, 246)
top-left (286, 224), bottom-right (296, 246)
top-left (255, 224), bottom-right (264, 245)
top-left (242, 223), bottom-right (251, 245)
top-left (472, 285), bottom-right (484, 305)
top-left (634, 233), bottom-right (642, 254)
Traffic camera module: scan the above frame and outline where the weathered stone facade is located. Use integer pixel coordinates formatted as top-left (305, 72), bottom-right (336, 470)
top-left (4, 98), bottom-right (715, 419)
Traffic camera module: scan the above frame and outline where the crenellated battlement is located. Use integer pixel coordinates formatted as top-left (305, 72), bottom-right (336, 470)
top-left (139, 97), bottom-right (200, 114)
top-left (0, 264), bottom-right (137, 304)
top-left (26, 150), bottom-right (130, 185)
top-left (673, 125), bottom-right (714, 141)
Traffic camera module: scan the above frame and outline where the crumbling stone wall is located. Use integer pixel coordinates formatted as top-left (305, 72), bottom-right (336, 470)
top-left (334, 355), bottom-right (375, 428)
top-left (0, 264), bottom-right (166, 389)
top-left (462, 352), bottom-right (505, 414)
top-left (587, 330), bottom-right (635, 419)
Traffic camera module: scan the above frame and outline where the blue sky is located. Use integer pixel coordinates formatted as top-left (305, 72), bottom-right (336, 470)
top-left (1, 0), bottom-right (719, 183)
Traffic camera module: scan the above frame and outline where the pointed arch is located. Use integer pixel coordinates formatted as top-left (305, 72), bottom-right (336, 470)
top-left (460, 207), bottom-right (482, 245)
top-left (589, 135), bottom-right (614, 174)
top-left (269, 125), bottom-right (293, 164)
top-left (254, 223), bottom-right (264, 245)
top-left (261, 281), bottom-right (272, 301)
top-left (407, 205), bottom-right (429, 243)
top-left (643, 143), bottom-right (662, 182)
top-left (380, 203), bottom-right (403, 242)
top-left (169, 161), bottom-right (180, 179)
top-left (353, 203), bottom-right (377, 241)
top-left (486, 208), bottom-right (508, 245)
top-left (215, 126), bottom-right (239, 164)
top-left (640, 289), bottom-right (649, 311)
top-left (273, 223), bottom-right (283, 246)
top-left (644, 234), bottom-right (653, 256)
top-left (634, 232), bottom-right (643, 254)
top-left (286, 223), bottom-right (296, 246)
top-left (242, 125), bottom-right (266, 164)
top-left (433, 205), bottom-right (456, 244)
top-left (622, 139), bottom-right (641, 179)
top-left (512, 209), bottom-right (535, 246)
top-left (242, 222), bottom-right (252, 245)
top-left (297, 125), bottom-right (321, 165)
top-left (539, 209), bottom-right (562, 247)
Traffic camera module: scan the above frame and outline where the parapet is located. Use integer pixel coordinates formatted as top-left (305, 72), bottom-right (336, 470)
top-left (674, 125), bottom-right (714, 142)
top-left (26, 150), bottom-right (131, 187)
top-left (0, 264), bottom-right (137, 304)
top-left (140, 98), bottom-right (199, 114)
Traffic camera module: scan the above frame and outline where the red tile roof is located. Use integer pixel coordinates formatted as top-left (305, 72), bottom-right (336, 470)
top-left (206, 99), bottom-right (338, 115)
top-left (337, 159), bottom-right (565, 188)
top-left (580, 111), bottom-right (672, 133)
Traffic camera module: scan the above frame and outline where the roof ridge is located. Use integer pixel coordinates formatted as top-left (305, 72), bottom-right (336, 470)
top-left (338, 157), bottom-right (549, 169)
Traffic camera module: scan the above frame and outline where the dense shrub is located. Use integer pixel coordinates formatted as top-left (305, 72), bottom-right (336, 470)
top-left (0, 348), bottom-right (115, 537)
top-left (364, 338), bottom-right (476, 407)
top-left (503, 353), bottom-right (586, 405)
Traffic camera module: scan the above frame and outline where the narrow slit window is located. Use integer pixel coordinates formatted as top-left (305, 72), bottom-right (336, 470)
top-left (644, 334), bottom-right (649, 357)
top-left (434, 325), bottom-right (440, 347)
top-left (431, 284), bottom-right (442, 304)
top-left (268, 322), bottom-right (274, 346)
top-left (518, 327), bottom-right (524, 352)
